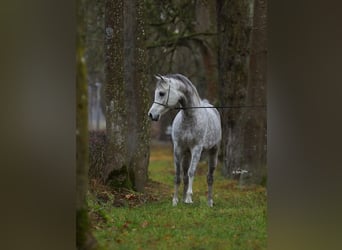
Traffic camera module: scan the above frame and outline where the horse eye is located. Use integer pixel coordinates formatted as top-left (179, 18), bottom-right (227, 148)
top-left (159, 92), bottom-right (165, 97)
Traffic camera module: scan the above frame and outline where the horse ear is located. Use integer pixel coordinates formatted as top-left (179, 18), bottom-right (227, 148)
top-left (155, 74), bottom-right (169, 89)
top-left (155, 74), bottom-right (165, 81)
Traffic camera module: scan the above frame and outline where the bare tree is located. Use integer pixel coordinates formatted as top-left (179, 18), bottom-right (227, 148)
top-left (104, 0), bottom-right (150, 192)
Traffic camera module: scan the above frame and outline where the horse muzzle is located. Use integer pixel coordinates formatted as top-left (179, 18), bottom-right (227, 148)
top-left (148, 112), bottom-right (160, 121)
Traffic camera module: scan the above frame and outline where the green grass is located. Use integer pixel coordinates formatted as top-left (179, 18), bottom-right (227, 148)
top-left (88, 143), bottom-right (267, 250)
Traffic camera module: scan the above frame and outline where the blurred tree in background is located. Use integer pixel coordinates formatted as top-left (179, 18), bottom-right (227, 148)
top-left (84, 0), bottom-right (105, 85)
top-left (76, 0), bottom-right (97, 248)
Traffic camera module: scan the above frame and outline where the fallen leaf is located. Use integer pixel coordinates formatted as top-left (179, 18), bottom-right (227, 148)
top-left (141, 220), bottom-right (149, 228)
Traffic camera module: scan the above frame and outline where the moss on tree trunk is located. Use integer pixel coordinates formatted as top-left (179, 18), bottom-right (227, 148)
top-left (76, 0), bottom-right (97, 248)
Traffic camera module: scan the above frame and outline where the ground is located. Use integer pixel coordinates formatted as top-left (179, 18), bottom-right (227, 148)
top-left (87, 141), bottom-right (267, 249)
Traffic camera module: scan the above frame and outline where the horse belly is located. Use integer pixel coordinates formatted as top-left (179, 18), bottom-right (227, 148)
top-left (203, 112), bottom-right (221, 149)
top-left (173, 126), bottom-right (204, 147)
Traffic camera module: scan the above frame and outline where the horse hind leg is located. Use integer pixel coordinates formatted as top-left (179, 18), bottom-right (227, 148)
top-left (207, 145), bottom-right (219, 207)
top-left (181, 150), bottom-right (191, 202)
top-left (172, 147), bottom-right (182, 206)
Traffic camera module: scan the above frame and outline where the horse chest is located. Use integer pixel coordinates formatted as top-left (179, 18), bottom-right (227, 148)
top-left (173, 124), bottom-right (205, 146)
top-left (172, 112), bottom-right (208, 145)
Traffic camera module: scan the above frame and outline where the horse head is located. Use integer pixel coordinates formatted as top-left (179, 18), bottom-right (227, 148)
top-left (148, 75), bottom-right (182, 121)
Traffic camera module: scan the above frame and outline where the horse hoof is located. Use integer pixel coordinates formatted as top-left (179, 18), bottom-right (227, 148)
top-left (184, 197), bottom-right (193, 204)
top-left (208, 200), bottom-right (213, 207)
top-left (172, 198), bottom-right (178, 206)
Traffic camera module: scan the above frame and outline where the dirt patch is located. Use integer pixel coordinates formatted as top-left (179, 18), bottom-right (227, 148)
top-left (89, 178), bottom-right (170, 208)
top-left (88, 179), bottom-right (171, 228)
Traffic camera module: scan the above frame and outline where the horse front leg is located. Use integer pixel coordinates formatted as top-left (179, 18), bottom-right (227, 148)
top-left (207, 145), bottom-right (219, 207)
top-left (172, 147), bottom-right (182, 206)
top-left (185, 146), bottom-right (202, 204)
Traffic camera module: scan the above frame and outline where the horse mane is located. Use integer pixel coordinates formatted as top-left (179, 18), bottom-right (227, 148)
top-left (165, 73), bottom-right (201, 100)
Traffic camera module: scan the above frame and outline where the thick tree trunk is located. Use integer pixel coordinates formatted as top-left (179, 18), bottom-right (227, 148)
top-left (242, 0), bottom-right (267, 185)
top-left (217, 0), bottom-right (251, 178)
top-left (104, 0), bottom-right (150, 192)
top-left (104, 0), bottom-right (127, 187)
top-left (123, 0), bottom-right (150, 192)
top-left (76, 0), bottom-right (97, 248)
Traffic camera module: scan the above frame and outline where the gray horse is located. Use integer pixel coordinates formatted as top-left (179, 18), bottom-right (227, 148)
top-left (148, 74), bottom-right (222, 207)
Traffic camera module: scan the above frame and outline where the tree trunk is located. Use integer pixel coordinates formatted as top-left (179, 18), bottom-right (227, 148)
top-left (242, 0), bottom-right (267, 185)
top-left (216, 0), bottom-right (251, 178)
top-left (195, 0), bottom-right (217, 102)
top-left (104, 0), bottom-right (150, 192)
top-left (76, 0), bottom-right (97, 248)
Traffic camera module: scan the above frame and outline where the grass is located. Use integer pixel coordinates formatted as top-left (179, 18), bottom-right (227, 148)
top-left (88, 142), bottom-right (267, 250)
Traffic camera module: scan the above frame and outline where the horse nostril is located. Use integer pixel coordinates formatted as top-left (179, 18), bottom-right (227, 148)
top-left (149, 113), bottom-right (153, 119)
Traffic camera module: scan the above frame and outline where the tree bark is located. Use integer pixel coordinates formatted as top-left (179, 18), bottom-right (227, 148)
top-left (242, 0), bottom-right (267, 185)
top-left (104, 0), bottom-right (150, 192)
top-left (216, 0), bottom-right (251, 178)
top-left (195, 0), bottom-right (217, 102)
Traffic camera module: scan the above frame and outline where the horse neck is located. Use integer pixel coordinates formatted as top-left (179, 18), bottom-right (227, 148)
top-left (177, 82), bottom-right (202, 116)
top-left (182, 92), bottom-right (201, 107)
